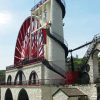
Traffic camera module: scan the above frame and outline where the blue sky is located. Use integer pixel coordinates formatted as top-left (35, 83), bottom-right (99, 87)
top-left (0, 0), bottom-right (100, 69)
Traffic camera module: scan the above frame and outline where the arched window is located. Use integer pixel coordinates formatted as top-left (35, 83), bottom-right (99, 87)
top-left (18, 89), bottom-right (29, 100)
top-left (7, 75), bottom-right (12, 85)
top-left (14, 70), bottom-right (26, 85)
top-left (29, 71), bottom-right (39, 85)
top-left (5, 88), bottom-right (13, 100)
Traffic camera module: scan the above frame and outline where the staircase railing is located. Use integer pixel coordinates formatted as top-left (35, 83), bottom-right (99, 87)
top-left (83, 33), bottom-right (100, 64)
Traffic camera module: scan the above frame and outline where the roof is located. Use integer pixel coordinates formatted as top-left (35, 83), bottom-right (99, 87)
top-left (53, 88), bottom-right (87, 97)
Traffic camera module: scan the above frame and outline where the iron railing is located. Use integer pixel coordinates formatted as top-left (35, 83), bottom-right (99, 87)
top-left (1, 75), bottom-right (100, 86)
top-left (0, 79), bottom-right (66, 86)
top-left (6, 57), bottom-right (44, 70)
top-left (0, 79), bottom-right (99, 86)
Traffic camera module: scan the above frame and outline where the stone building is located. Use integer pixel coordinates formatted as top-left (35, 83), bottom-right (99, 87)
top-left (1, 0), bottom-right (100, 100)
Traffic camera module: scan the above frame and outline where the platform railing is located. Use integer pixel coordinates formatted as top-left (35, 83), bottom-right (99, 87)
top-left (0, 79), bottom-right (66, 86)
top-left (6, 57), bottom-right (44, 70)
top-left (83, 34), bottom-right (100, 64)
top-left (0, 78), bottom-right (99, 86)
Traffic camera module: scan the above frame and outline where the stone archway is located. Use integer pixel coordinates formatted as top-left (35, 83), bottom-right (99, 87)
top-left (7, 75), bottom-right (12, 85)
top-left (92, 49), bottom-right (100, 82)
top-left (87, 48), bottom-right (100, 83)
top-left (14, 70), bottom-right (26, 85)
top-left (18, 89), bottom-right (29, 100)
top-left (5, 88), bottom-right (13, 100)
top-left (29, 71), bottom-right (39, 85)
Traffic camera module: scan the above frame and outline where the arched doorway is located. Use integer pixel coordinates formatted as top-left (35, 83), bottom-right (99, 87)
top-left (5, 88), bottom-right (13, 100)
top-left (7, 75), bottom-right (12, 85)
top-left (18, 89), bottom-right (29, 100)
top-left (29, 71), bottom-right (39, 85)
top-left (14, 70), bottom-right (26, 85)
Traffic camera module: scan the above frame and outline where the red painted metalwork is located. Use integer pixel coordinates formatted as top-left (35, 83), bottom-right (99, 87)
top-left (14, 16), bottom-right (47, 67)
top-left (65, 71), bottom-right (79, 84)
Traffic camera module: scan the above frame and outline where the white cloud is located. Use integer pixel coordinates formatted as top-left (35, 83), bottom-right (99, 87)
top-left (0, 11), bottom-right (12, 24)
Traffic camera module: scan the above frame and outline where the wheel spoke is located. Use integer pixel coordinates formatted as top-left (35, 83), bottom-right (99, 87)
top-left (14, 16), bottom-right (46, 66)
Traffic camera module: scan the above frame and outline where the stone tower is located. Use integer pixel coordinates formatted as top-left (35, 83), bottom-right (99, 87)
top-left (1, 0), bottom-right (68, 100)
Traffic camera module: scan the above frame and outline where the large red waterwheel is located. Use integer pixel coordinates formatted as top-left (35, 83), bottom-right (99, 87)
top-left (14, 16), bottom-right (47, 67)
